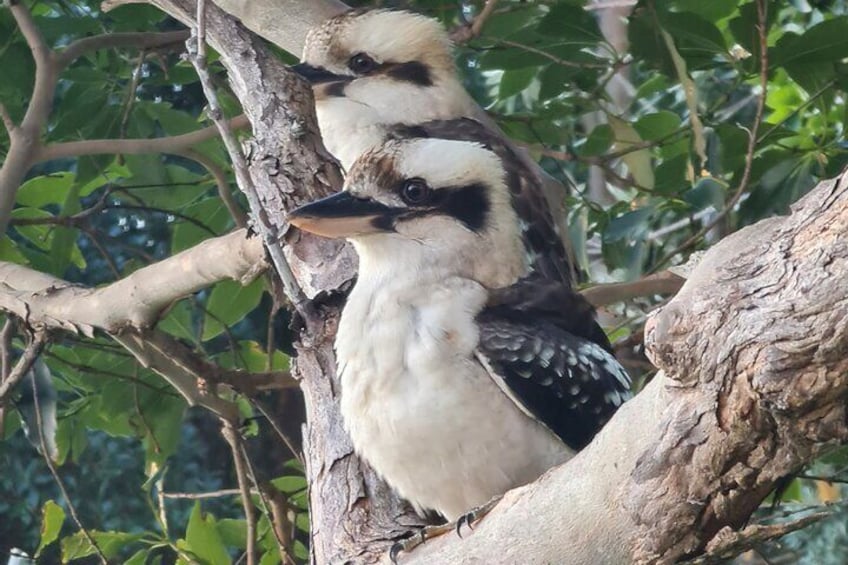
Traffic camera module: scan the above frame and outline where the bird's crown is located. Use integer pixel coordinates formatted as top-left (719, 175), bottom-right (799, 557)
top-left (301, 9), bottom-right (455, 82)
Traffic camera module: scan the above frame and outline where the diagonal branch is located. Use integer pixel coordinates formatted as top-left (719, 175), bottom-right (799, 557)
top-left (0, 330), bottom-right (46, 403)
top-left (0, 0), bottom-right (60, 235)
top-left (0, 229), bottom-right (265, 333)
top-left (0, 230), bottom-right (273, 418)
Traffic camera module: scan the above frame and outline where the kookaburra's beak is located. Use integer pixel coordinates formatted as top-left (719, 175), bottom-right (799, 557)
top-left (290, 63), bottom-right (351, 85)
top-left (287, 192), bottom-right (394, 238)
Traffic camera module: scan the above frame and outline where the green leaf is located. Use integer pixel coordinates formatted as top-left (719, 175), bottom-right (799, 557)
top-left (772, 17), bottom-right (848, 69)
top-left (660, 12), bottom-right (728, 63)
top-left (61, 530), bottom-right (147, 561)
top-left (603, 207), bottom-right (654, 243)
top-left (727, 1), bottom-right (777, 66)
top-left (124, 549), bottom-right (150, 565)
top-left (0, 235), bottom-right (28, 264)
top-left (11, 208), bottom-right (55, 250)
top-left (669, 0), bottom-right (738, 22)
top-left (498, 67), bottom-right (536, 99)
top-left (215, 340), bottom-right (290, 372)
top-left (158, 300), bottom-right (197, 342)
top-left (538, 64), bottom-right (580, 100)
top-left (179, 503), bottom-right (231, 565)
top-left (202, 278), bottom-right (265, 341)
top-left (654, 154), bottom-right (690, 196)
top-left (633, 111), bottom-right (681, 142)
top-left (49, 183), bottom-right (83, 276)
top-left (36, 500), bottom-right (66, 557)
top-left (479, 4), bottom-right (544, 39)
top-left (172, 197), bottom-right (230, 253)
top-left (608, 116), bottom-right (655, 190)
top-left (579, 124), bottom-right (613, 157)
top-left (271, 475), bottom-right (307, 494)
top-left (16, 173), bottom-right (75, 207)
top-left (537, 4), bottom-right (603, 44)
top-left (217, 518), bottom-right (247, 550)
top-left (684, 177), bottom-right (725, 211)
top-left (142, 394), bottom-right (187, 470)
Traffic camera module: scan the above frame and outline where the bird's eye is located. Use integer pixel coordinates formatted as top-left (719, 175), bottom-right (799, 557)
top-left (400, 178), bottom-right (431, 205)
top-left (348, 52), bottom-right (378, 74)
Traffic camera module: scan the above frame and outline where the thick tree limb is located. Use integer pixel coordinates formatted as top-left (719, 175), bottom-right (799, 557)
top-left (0, 229), bottom-right (275, 417)
top-left (0, 229), bottom-right (264, 332)
top-left (396, 170), bottom-right (848, 564)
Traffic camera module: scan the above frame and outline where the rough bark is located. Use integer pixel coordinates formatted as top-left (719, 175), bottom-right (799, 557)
top-left (0, 229), bottom-right (264, 333)
top-left (102, 0), bottom-right (419, 560)
top-left (398, 170), bottom-right (848, 565)
top-left (80, 1), bottom-right (848, 563)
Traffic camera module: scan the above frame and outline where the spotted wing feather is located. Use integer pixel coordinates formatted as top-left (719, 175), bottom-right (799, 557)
top-left (476, 276), bottom-right (631, 450)
top-left (476, 312), bottom-right (631, 451)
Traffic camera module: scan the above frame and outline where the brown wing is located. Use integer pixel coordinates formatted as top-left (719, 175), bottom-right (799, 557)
top-left (390, 118), bottom-right (576, 286)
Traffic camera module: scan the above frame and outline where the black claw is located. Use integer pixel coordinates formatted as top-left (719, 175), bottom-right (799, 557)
top-left (389, 542), bottom-right (403, 564)
top-left (455, 512), bottom-right (473, 538)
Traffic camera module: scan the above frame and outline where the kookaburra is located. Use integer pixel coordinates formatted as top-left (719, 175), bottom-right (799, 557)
top-left (292, 8), bottom-right (579, 284)
top-left (287, 135), bottom-right (631, 522)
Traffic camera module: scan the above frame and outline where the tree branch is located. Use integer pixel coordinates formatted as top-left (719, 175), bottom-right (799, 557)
top-left (0, 0), bottom-right (59, 235)
top-left (33, 114), bottom-right (250, 163)
top-left (222, 420), bottom-right (258, 565)
top-left (0, 230), bottom-right (273, 418)
top-left (0, 330), bottom-right (46, 403)
top-left (177, 148), bottom-right (247, 228)
top-left (398, 168), bottom-right (848, 565)
top-left (0, 102), bottom-right (15, 134)
top-left (582, 270), bottom-right (684, 307)
top-left (56, 30), bottom-right (190, 69)
top-left (0, 229), bottom-right (264, 332)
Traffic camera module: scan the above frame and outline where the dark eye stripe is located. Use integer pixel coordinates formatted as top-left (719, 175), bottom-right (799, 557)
top-left (434, 183), bottom-right (489, 231)
top-left (383, 61), bottom-right (432, 87)
top-left (371, 183), bottom-right (490, 233)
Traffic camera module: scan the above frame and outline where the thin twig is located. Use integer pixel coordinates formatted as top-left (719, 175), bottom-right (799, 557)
top-left (57, 30), bottom-right (191, 69)
top-left (119, 51), bottom-right (146, 142)
top-left (34, 115), bottom-right (250, 163)
top-left (252, 398), bottom-right (303, 465)
top-left (581, 271), bottom-right (684, 307)
top-left (451, 0), bottom-right (499, 43)
top-left (238, 443), bottom-right (295, 565)
top-left (221, 420), bottom-right (257, 565)
top-left (0, 331), bottom-right (47, 402)
top-left (651, 0), bottom-right (769, 272)
top-left (31, 360), bottom-right (109, 565)
top-left (178, 148), bottom-right (247, 228)
top-left (186, 6), bottom-right (308, 313)
top-left (162, 488), bottom-right (246, 499)
top-left (495, 39), bottom-right (609, 70)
